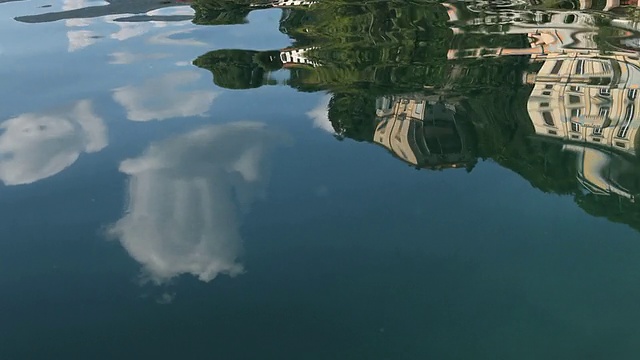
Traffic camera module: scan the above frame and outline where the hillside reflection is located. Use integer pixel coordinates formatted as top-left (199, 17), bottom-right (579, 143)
top-left (190, 0), bottom-right (640, 231)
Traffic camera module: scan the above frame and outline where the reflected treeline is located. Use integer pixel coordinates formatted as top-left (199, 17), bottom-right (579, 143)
top-left (192, 0), bottom-right (640, 231)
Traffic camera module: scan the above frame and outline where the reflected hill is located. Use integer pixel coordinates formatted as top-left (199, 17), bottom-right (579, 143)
top-left (191, 0), bottom-right (640, 232)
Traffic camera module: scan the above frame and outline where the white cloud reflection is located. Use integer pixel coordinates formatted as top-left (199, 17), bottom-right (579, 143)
top-left (67, 30), bottom-right (99, 52)
top-left (61, 2), bottom-right (196, 52)
top-left (64, 0), bottom-right (96, 51)
top-left (148, 29), bottom-right (207, 47)
top-left (108, 20), bottom-right (149, 41)
top-left (109, 122), bottom-right (285, 283)
top-left (0, 100), bottom-right (107, 185)
top-left (109, 51), bottom-right (169, 65)
top-left (306, 94), bottom-right (334, 133)
top-left (63, 0), bottom-right (92, 27)
top-left (112, 71), bottom-right (217, 121)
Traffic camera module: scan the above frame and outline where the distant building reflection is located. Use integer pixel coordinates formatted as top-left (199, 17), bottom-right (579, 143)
top-left (373, 95), bottom-right (476, 170)
top-left (280, 47), bottom-right (319, 68)
top-left (563, 144), bottom-right (638, 200)
top-left (445, 0), bottom-right (640, 199)
top-left (269, 0), bottom-right (316, 7)
top-left (525, 52), bottom-right (640, 201)
top-left (525, 54), bottom-right (640, 155)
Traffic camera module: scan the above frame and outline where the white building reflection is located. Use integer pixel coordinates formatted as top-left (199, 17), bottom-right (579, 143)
top-left (109, 122), bottom-right (285, 283)
top-left (444, 1), bottom-right (640, 199)
top-left (373, 95), bottom-right (476, 170)
top-left (563, 144), bottom-right (637, 200)
top-left (525, 54), bottom-right (640, 154)
top-left (0, 100), bottom-right (107, 185)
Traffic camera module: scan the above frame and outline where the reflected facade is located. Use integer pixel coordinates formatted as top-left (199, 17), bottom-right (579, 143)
top-left (374, 95), bottom-right (476, 170)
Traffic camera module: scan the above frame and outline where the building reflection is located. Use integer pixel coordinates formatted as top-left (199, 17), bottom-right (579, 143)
top-left (525, 55), bottom-right (640, 155)
top-left (442, 0), bottom-right (640, 200)
top-left (563, 143), bottom-right (638, 200)
top-left (373, 95), bottom-right (476, 170)
top-left (526, 53), bottom-right (640, 200)
top-left (523, 52), bottom-right (640, 204)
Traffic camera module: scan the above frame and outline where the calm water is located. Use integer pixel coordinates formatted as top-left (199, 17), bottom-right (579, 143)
top-left (2, 0), bottom-right (640, 358)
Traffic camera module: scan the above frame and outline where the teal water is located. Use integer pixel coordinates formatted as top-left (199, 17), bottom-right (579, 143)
top-left (2, 0), bottom-right (640, 358)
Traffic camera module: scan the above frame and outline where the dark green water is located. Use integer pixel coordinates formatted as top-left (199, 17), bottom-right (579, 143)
top-left (2, 0), bottom-right (640, 358)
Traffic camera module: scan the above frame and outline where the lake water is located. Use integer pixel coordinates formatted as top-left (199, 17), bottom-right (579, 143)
top-left (2, 0), bottom-right (640, 358)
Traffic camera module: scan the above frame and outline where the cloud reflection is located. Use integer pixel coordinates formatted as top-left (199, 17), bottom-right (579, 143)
top-left (109, 51), bottom-right (169, 64)
top-left (0, 100), bottom-right (107, 185)
top-left (109, 122), bottom-right (285, 283)
top-left (67, 30), bottom-right (99, 52)
top-left (112, 71), bottom-right (217, 121)
top-left (306, 94), bottom-right (334, 133)
top-left (148, 29), bottom-right (207, 47)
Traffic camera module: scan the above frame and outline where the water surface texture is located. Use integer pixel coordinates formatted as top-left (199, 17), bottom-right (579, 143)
top-left (3, 0), bottom-right (640, 358)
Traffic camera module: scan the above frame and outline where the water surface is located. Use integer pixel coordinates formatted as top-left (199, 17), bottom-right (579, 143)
top-left (2, 0), bottom-right (640, 358)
